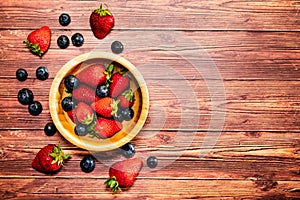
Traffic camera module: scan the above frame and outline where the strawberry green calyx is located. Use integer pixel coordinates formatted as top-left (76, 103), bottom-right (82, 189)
top-left (49, 144), bottom-right (71, 166)
top-left (82, 113), bottom-right (95, 125)
top-left (94, 4), bottom-right (112, 17)
top-left (23, 40), bottom-right (44, 57)
top-left (122, 89), bottom-right (134, 102)
top-left (104, 64), bottom-right (114, 86)
top-left (111, 99), bottom-right (120, 116)
top-left (104, 176), bottom-right (122, 193)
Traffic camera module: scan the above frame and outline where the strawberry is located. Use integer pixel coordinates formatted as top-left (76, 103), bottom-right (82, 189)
top-left (118, 89), bottom-right (135, 108)
top-left (105, 158), bottom-right (143, 193)
top-left (90, 4), bottom-right (114, 39)
top-left (32, 144), bottom-right (70, 173)
top-left (93, 117), bottom-right (122, 138)
top-left (109, 73), bottom-right (130, 98)
top-left (67, 110), bottom-right (77, 123)
top-left (91, 97), bottom-right (119, 118)
top-left (72, 84), bottom-right (99, 104)
top-left (76, 64), bottom-right (107, 88)
top-left (24, 26), bottom-right (51, 57)
top-left (75, 102), bottom-right (95, 125)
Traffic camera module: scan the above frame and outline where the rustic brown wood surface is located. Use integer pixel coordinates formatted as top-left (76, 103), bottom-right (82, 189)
top-left (1, 0), bottom-right (300, 199)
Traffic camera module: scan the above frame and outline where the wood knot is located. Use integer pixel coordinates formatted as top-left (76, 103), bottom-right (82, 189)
top-left (251, 173), bottom-right (278, 191)
top-left (244, 131), bottom-right (262, 138)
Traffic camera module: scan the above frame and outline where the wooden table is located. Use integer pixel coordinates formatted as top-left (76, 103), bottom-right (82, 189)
top-left (1, 0), bottom-right (300, 199)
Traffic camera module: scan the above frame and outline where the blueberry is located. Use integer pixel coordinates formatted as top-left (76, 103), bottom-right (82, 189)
top-left (113, 110), bottom-right (124, 122)
top-left (71, 33), bottom-right (84, 47)
top-left (80, 155), bottom-right (95, 173)
top-left (96, 84), bottom-right (109, 98)
top-left (147, 156), bottom-right (158, 168)
top-left (36, 66), bottom-right (49, 80)
top-left (61, 96), bottom-right (75, 112)
top-left (28, 101), bottom-right (43, 116)
top-left (111, 41), bottom-right (124, 54)
top-left (74, 123), bottom-right (88, 136)
top-left (16, 68), bottom-right (28, 81)
top-left (59, 13), bottom-right (71, 26)
top-left (44, 122), bottom-right (57, 136)
top-left (121, 107), bottom-right (134, 121)
top-left (120, 142), bottom-right (135, 158)
top-left (57, 35), bottom-right (70, 49)
top-left (64, 75), bottom-right (80, 92)
top-left (18, 88), bottom-right (34, 105)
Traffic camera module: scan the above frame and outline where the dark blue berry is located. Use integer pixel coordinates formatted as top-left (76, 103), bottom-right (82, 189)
top-left (36, 66), bottom-right (49, 80)
top-left (111, 41), bottom-right (124, 54)
top-left (16, 68), bottom-right (28, 81)
top-left (28, 101), bottom-right (43, 116)
top-left (44, 122), bottom-right (57, 136)
top-left (61, 96), bottom-right (75, 112)
top-left (147, 156), bottom-right (158, 168)
top-left (71, 33), bottom-right (84, 47)
top-left (113, 110), bottom-right (124, 122)
top-left (96, 84), bottom-right (109, 98)
top-left (74, 123), bottom-right (88, 136)
top-left (57, 35), bottom-right (70, 49)
top-left (59, 13), bottom-right (71, 26)
top-left (121, 107), bottom-right (134, 121)
top-left (120, 142), bottom-right (135, 158)
top-left (80, 155), bottom-right (95, 173)
top-left (64, 75), bottom-right (80, 92)
top-left (18, 88), bottom-right (34, 105)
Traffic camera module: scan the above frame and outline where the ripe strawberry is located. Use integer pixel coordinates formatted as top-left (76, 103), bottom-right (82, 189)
top-left (105, 158), bottom-right (143, 193)
top-left (76, 64), bottom-right (107, 88)
top-left (90, 4), bottom-right (114, 39)
top-left (93, 117), bottom-right (122, 138)
top-left (118, 89), bottom-right (135, 108)
top-left (109, 73), bottom-right (130, 98)
top-left (24, 26), bottom-right (51, 57)
top-left (72, 84), bottom-right (99, 104)
top-left (32, 144), bottom-right (70, 173)
top-left (91, 97), bottom-right (119, 118)
top-left (67, 110), bottom-right (77, 123)
top-left (75, 102), bottom-right (95, 125)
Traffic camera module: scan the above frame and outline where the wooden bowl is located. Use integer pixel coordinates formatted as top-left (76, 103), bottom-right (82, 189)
top-left (49, 52), bottom-right (149, 151)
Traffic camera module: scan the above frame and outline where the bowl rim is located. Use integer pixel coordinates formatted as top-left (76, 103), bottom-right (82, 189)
top-left (49, 51), bottom-right (149, 151)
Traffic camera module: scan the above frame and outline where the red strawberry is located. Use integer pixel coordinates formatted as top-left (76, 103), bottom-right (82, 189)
top-left (76, 64), bottom-right (107, 88)
top-left (24, 26), bottom-right (51, 57)
top-left (67, 110), bottom-right (77, 123)
top-left (32, 144), bottom-right (70, 173)
top-left (75, 102), bottom-right (95, 125)
top-left (93, 117), bottom-right (122, 138)
top-left (90, 4), bottom-right (114, 39)
top-left (72, 84), bottom-right (99, 104)
top-left (109, 73), bottom-right (130, 98)
top-left (118, 89), bottom-right (135, 108)
top-left (105, 158), bottom-right (143, 193)
top-left (91, 97), bottom-right (119, 118)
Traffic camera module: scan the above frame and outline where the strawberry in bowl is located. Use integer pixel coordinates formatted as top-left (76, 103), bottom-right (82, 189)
top-left (49, 52), bottom-right (149, 152)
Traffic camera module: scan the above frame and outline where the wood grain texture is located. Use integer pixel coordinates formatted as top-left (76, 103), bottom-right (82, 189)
top-left (1, 0), bottom-right (300, 199)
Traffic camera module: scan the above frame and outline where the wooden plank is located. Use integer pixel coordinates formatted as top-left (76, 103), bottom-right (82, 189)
top-left (0, 129), bottom-right (299, 180)
top-left (1, 30), bottom-right (300, 80)
top-left (1, 78), bottom-right (300, 131)
top-left (1, 0), bottom-right (300, 31)
top-left (0, 178), bottom-right (299, 199)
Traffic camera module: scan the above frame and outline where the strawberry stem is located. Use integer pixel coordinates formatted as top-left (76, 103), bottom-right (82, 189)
top-left (104, 64), bottom-right (114, 86)
top-left (111, 99), bottom-right (120, 116)
top-left (94, 4), bottom-right (112, 16)
top-left (49, 144), bottom-right (71, 166)
top-left (23, 40), bottom-right (44, 57)
top-left (104, 176), bottom-right (122, 193)
top-left (122, 89), bottom-right (134, 102)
